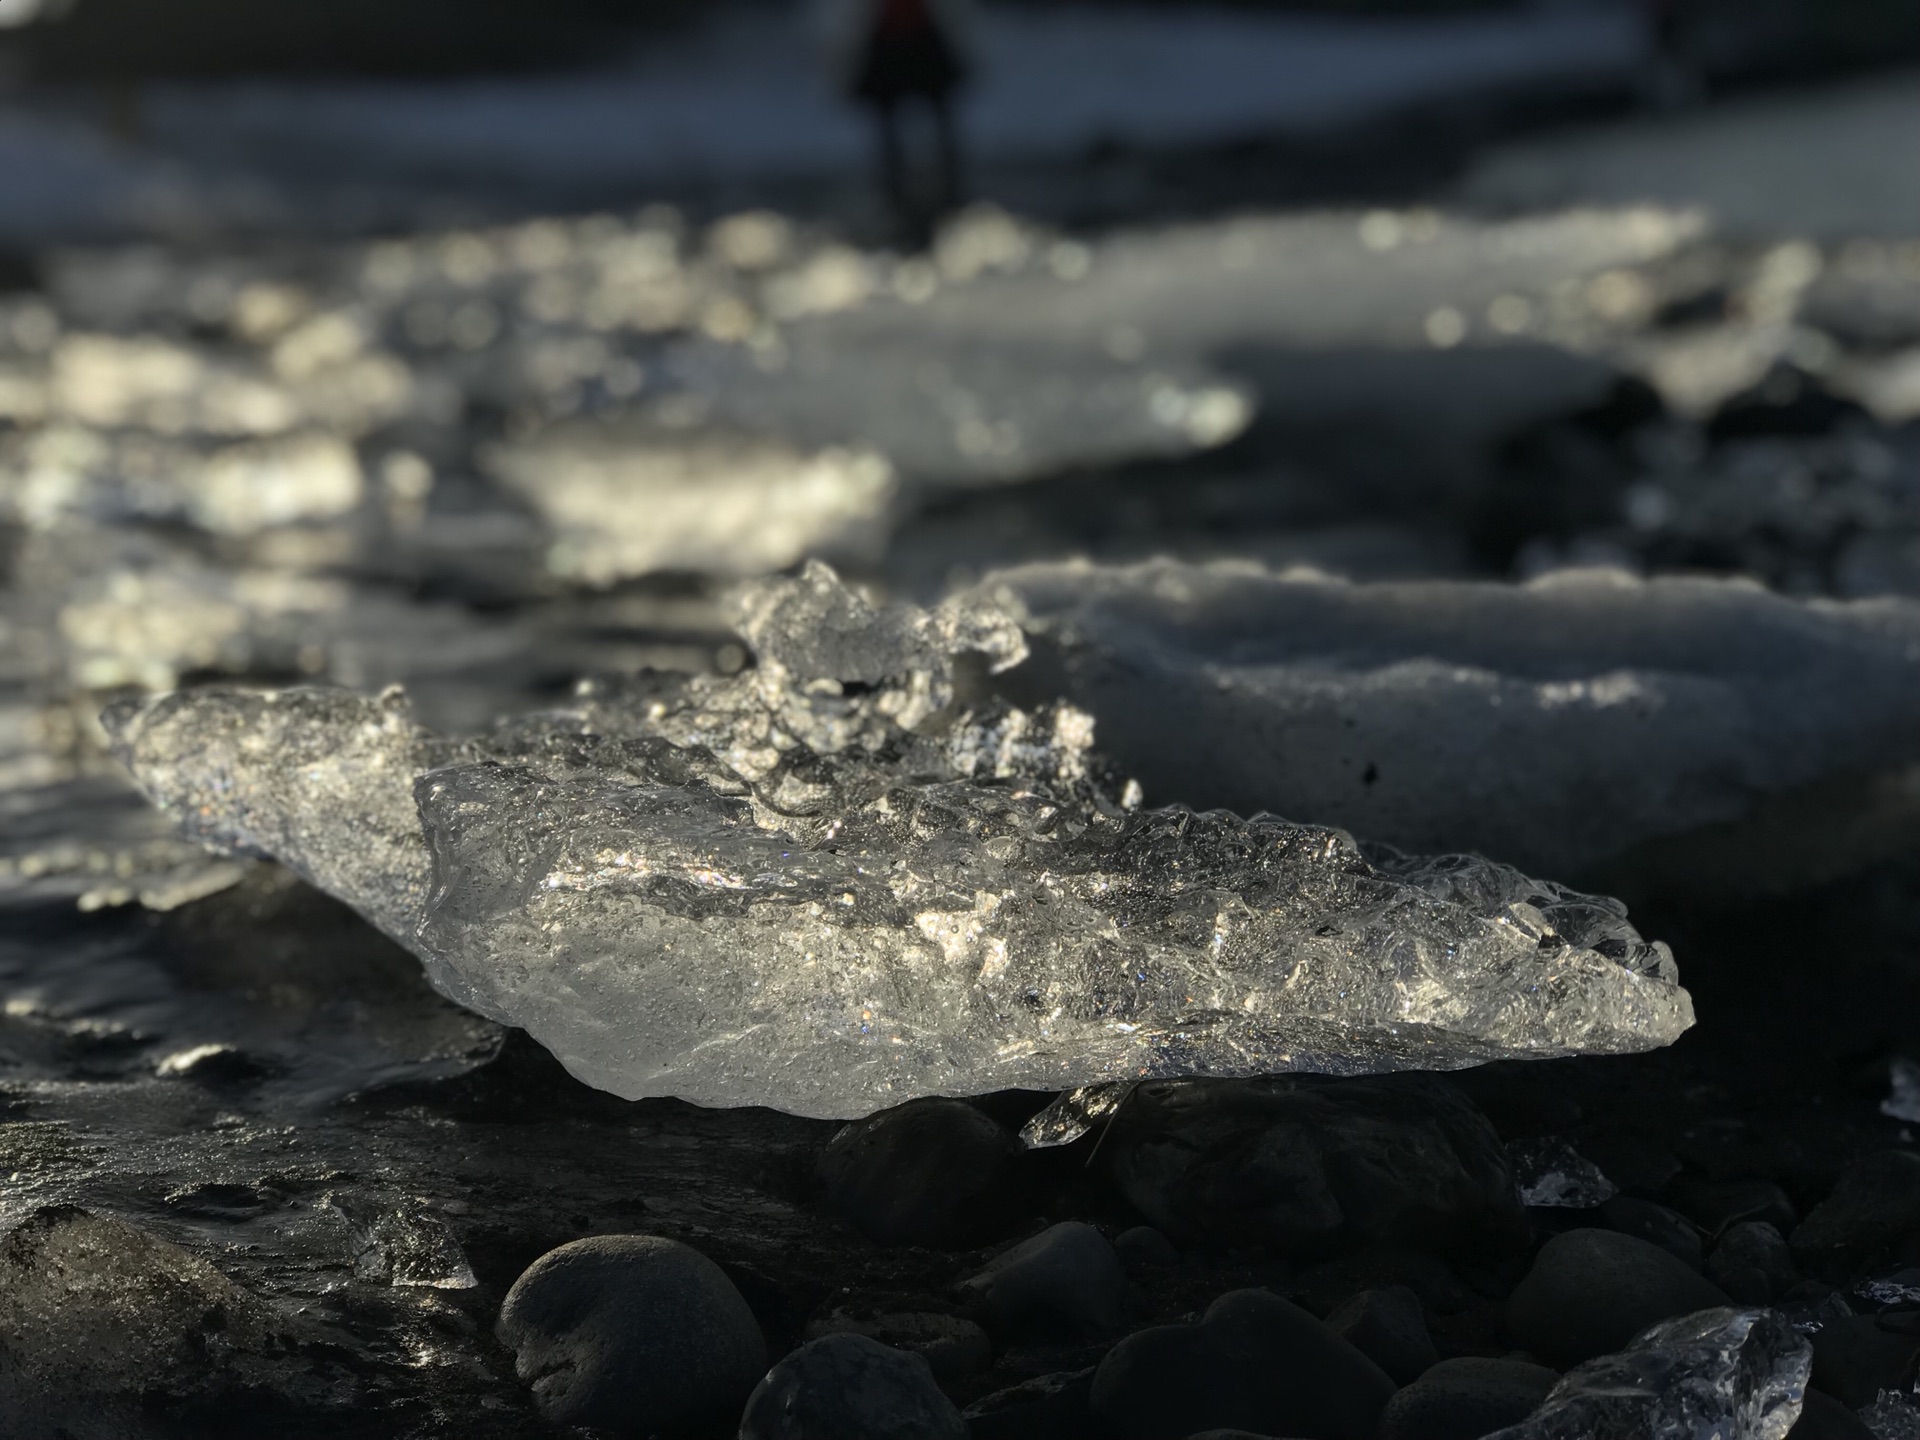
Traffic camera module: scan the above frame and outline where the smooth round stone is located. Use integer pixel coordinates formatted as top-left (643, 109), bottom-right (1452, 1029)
top-left (1809, 1314), bottom-right (1920, 1409)
top-left (1789, 1387), bottom-right (1880, 1439)
top-left (1596, 1196), bottom-right (1703, 1271)
top-left (804, 1309), bottom-right (991, 1381)
top-left (963, 1367), bottom-right (1096, 1440)
top-left (1101, 1075), bottom-right (1526, 1260)
top-left (817, 1098), bottom-right (1023, 1248)
top-left (496, 1234), bottom-right (766, 1436)
top-left (739, 1332), bottom-right (969, 1440)
top-left (1324, 1286), bottom-right (1437, 1385)
top-left (1793, 1151), bottom-right (1920, 1275)
top-left (960, 1221), bottom-right (1128, 1340)
top-left (1505, 1228), bottom-right (1729, 1367)
top-left (1375, 1356), bottom-right (1560, 1440)
top-left (1089, 1288), bottom-right (1395, 1440)
top-left (1115, 1225), bottom-right (1182, 1270)
top-left (1707, 1220), bottom-right (1796, 1304)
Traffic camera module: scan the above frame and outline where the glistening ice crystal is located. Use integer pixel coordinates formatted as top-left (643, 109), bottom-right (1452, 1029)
top-left (1484, 1307), bottom-right (1811, 1440)
top-left (106, 563), bottom-right (1693, 1118)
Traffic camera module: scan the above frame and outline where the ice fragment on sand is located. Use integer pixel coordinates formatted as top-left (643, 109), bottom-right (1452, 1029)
top-left (329, 1194), bottom-right (477, 1290)
top-left (1485, 1307), bottom-right (1810, 1440)
top-left (982, 558), bottom-right (1920, 887)
top-left (107, 563), bottom-right (1692, 1119)
top-left (1509, 1138), bottom-right (1618, 1209)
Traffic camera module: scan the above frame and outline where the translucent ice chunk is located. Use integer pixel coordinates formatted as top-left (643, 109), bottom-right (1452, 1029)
top-left (329, 1194), bottom-right (477, 1290)
top-left (105, 684), bottom-right (449, 946)
top-left (1508, 1138), bottom-right (1618, 1209)
top-left (107, 564), bottom-right (1693, 1119)
top-left (1485, 1307), bottom-right (1811, 1440)
top-left (1019, 1082), bottom-right (1134, 1149)
top-left (1855, 1274), bottom-right (1920, 1310)
top-left (480, 416), bottom-right (896, 584)
top-left (0, 425), bottom-right (364, 537)
top-left (1862, 1390), bottom-right (1920, 1440)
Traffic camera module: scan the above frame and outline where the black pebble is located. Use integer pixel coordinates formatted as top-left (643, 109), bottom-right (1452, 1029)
top-left (1100, 1075), bottom-right (1526, 1260)
top-left (1810, 1314), bottom-right (1920, 1409)
top-left (1789, 1386), bottom-right (1881, 1440)
top-left (959, 1220), bottom-right (1128, 1340)
top-left (1792, 1151), bottom-right (1920, 1277)
top-left (803, 1308), bottom-right (991, 1381)
top-left (817, 1098), bottom-right (1023, 1248)
top-left (1672, 1177), bottom-right (1799, 1239)
top-left (1324, 1286), bottom-right (1437, 1385)
top-left (1115, 1225), bottom-right (1182, 1270)
top-left (739, 1331), bottom-right (969, 1440)
top-left (495, 1234), bottom-right (767, 1436)
top-left (1596, 1196), bottom-right (1703, 1271)
top-left (1505, 1228), bottom-right (1729, 1367)
top-left (1374, 1356), bottom-right (1560, 1440)
top-left (1088, 1287), bottom-right (1396, 1440)
top-left (963, 1366), bottom-right (1096, 1440)
top-left (1706, 1221), bottom-right (1797, 1304)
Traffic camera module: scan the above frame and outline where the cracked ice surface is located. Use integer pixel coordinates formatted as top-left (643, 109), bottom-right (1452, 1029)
top-left (983, 558), bottom-right (1920, 885)
top-left (1485, 1308), bottom-right (1811, 1440)
top-left (105, 564), bottom-right (1691, 1118)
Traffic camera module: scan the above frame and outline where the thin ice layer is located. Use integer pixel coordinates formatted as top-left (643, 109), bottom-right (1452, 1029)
top-left (107, 563), bottom-right (1692, 1119)
top-left (1485, 1307), bottom-right (1811, 1440)
top-left (982, 558), bottom-right (1920, 886)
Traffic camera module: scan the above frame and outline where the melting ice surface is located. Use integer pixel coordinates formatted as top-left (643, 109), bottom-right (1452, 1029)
top-left (106, 563), bottom-right (1692, 1119)
top-left (983, 558), bottom-right (1920, 886)
top-left (1486, 1307), bottom-right (1810, 1440)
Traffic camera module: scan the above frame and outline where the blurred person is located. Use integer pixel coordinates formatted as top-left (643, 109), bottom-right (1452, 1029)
top-left (1639, 0), bottom-right (1702, 109)
top-left (820, 0), bottom-right (976, 236)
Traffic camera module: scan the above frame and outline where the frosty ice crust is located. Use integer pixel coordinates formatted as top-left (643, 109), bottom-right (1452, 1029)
top-left (984, 558), bottom-right (1920, 885)
top-left (105, 563), bottom-right (1692, 1119)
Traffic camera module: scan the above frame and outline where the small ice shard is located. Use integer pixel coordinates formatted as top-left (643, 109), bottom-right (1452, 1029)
top-left (981, 559), bottom-right (1920, 891)
top-left (1856, 1273), bottom-right (1920, 1310)
top-left (329, 1194), bottom-right (477, 1290)
top-left (1508, 1138), bottom-right (1618, 1209)
top-left (1862, 1389), bottom-right (1920, 1440)
top-left (1882, 1058), bottom-right (1920, 1124)
top-left (106, 563), bottom-right (1693, 1119)
top-left (1019, 1082), bottom-right (1134, 1149)
top-left (1485, 1307), bottom-right (1811, 1440)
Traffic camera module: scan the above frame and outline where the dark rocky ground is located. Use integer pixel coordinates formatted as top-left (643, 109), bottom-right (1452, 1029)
top-left (7, 846), bottom-right (1920, 1437)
